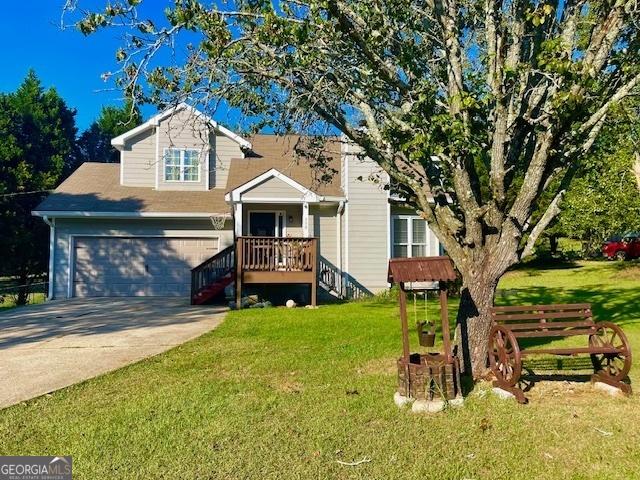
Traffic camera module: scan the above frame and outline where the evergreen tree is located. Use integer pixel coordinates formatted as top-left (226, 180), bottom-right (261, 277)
top-left (76, 101), bottom-right (141, 164)
top-left (0, 71), bottom-right (77, 304)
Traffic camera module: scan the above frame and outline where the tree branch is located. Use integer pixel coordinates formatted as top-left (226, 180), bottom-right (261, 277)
top-left (521, 189), bottom-right (565, 258)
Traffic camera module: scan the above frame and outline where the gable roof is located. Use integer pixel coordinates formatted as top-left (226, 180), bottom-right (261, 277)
top-left (226, 134), bottom-right (343, 198)
top-left (387, 256), bottom-right (457, 284)
top-left (111, 103), bottom-right (252, 151)
top-left (226, 168), bottom-right (323, 202)
top-left (33, 163), bottom-right (231, 217)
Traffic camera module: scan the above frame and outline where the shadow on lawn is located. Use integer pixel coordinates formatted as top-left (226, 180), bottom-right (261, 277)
top-left (497, 286), bottom-right (640, 327)
top-left (513, 258), bottom-right (582, 271)
top-left (518, 360), bottom-right (632, 393)
top-left (520, 372), bottom-right (595, 392)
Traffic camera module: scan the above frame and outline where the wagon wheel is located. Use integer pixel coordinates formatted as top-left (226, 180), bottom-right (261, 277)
top-left (589, 322), bottom-right (632, 381)
top-left (488, 326), bottom-right (522, 387)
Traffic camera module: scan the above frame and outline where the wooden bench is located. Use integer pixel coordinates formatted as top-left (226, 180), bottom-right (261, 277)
top-left (488, 303), bottom-right (632, 403)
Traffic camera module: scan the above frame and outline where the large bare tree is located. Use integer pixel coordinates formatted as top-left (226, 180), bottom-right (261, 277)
top-left (64, 0), bottom-right (640, 377)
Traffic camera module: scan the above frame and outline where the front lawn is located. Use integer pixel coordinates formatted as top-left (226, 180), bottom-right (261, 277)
top-left (1, 261), bottom-right (639, 479)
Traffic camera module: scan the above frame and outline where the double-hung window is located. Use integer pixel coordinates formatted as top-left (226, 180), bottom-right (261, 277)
top-left (164, 148), bottom-right (200, 182)
top-left (392, 215), bottom-right (429, 258)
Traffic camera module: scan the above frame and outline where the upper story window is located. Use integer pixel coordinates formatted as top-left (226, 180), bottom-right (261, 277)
top-left (164, 148), bottom-right (200, 182)
top-left (392, 215), bottom-right (428, 258)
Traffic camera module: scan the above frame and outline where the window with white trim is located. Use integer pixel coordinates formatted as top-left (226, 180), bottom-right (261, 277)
top-left (392, 215), bottom-right (429, 258)
top-left (163, 148), bottom-right (200, 182)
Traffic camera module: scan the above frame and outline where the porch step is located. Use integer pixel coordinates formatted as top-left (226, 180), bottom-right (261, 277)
top-left (192, 274), bottom-right (234, 305)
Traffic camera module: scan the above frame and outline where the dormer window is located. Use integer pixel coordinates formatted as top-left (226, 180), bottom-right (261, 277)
top-left (164, 148), bottom-right (200, 182)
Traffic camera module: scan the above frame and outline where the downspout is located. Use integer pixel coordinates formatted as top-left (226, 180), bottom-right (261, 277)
top-left (42, 216), bottom-right (55, 301)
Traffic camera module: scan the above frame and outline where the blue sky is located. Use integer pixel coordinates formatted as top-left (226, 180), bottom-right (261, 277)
top-left (0, 2), bottom-right (157, 131)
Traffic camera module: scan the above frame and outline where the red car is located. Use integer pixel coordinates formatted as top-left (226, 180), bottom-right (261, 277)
top-left (602, 232), bottom-right (640, 260)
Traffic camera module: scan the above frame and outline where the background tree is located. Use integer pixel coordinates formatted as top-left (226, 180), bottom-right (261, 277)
top-left (0, 71), bottom-right (77, 304)
top-left (76, 101), bottom-right (141, 165)
top-left (554, 101), bottom-right (640, 252)
top-left (64, 0), bottom-right (640, 377)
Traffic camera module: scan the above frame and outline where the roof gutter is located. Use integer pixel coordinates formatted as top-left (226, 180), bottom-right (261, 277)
top-left (321, 195), bottom-right (346, 203)
top-left (31, 211), bottom-right (229, 219)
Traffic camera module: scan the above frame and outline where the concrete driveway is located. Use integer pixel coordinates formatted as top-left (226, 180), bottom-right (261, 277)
top-left (0, 298), bottom-right (226, 409)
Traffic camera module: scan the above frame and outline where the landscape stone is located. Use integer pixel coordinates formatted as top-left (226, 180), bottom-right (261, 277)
top-left (492, 387), bottom-right (516, 400)
top-left (594, 381), bottom-right (623, 397)
top-left (412, 399), bottom-right (446, 413)
top-left (286, 299), bottom-right (297, 308)
top-left (393, 392), bottom-right (414, 408)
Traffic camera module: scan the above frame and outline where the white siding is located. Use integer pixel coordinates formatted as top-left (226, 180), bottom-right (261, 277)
top-left (121, 110), bottom-right (243, 191)
top-left (122, 129), bottom-right (156, 187)
top-left (213, 135), bottom-right (243, 189)
top-left (310, 205), bottom-right (338, 265)
top-left (157, 109), bottom-right (210, 191)
top-left (343, 143), bottom-right (390, 293)
top-left (242, 177), bottom-right (304, 200)
top-left (51, 218), bottom-right (233, 299)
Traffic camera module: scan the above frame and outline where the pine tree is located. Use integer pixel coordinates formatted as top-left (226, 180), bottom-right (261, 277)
top-left (0, 71), bottom-right (77, 304)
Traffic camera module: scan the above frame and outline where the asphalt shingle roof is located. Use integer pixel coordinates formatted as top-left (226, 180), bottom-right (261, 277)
top-left (227, 135), bottom-right (343, 197)
top-left (34, 135), bottom-right (344, 215)
top-left (34, 163), bottom-right (231, 215)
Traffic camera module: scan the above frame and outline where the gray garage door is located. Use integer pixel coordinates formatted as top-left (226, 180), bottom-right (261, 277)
top-left (73, 237), bottom-right (219, 297)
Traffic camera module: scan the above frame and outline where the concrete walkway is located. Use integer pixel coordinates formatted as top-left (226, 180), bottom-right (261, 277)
top-left (0, 298), bottom-right (226, 409)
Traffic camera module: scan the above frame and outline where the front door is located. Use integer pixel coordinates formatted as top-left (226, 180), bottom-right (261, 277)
top-left (249, 211), bottom-right (286, 237)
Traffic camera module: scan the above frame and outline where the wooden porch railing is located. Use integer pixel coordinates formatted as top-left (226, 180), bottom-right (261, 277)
top-left (237, 237), bottom-right (317, 272)
top-left (190, 245), bottom-right (235, 302)
top-left (235, 236), bottom-right (318, 307)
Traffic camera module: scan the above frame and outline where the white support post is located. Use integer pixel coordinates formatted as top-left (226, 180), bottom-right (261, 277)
top-left (43, 216), bottom-right (55, 301)
top-left (234, 203), bottom-right (243, 237)
top-left (302, 202), bottom-right (310, 237)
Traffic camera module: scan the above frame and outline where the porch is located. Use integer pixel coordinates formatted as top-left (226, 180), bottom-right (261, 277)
top-left (191, 236), bottom-right (319, 307)
top-left (236, 236), bottom-right (318, 306)
top-left (193, 167), bottom-right (345, 306)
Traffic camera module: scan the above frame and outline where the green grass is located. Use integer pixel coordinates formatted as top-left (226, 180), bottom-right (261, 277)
top-left (1, 261), bottom-right (639, 479)
top-left (0, 292), bottom-right (45, 310)
top-left (0, 276), bottom-right (47, 310)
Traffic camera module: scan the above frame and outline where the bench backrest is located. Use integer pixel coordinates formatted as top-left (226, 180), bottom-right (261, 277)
top-left (490, 304), bottom-right (594, 338)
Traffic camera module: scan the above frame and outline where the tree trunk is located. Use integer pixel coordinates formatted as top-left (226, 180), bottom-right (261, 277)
top-left (16, 271), bottom-right (29, 306)
top-left (549, 235), bottom-right (558, 256)
top-left (455, 274), bottom-right (500, 379)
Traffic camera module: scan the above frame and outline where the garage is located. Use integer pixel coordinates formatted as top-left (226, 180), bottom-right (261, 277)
top-left (73, 237), bottom-right (219, 297)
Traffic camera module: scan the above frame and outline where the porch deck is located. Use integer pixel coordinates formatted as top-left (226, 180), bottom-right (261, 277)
top-left (191, 236), bottom-right (318, 306)
top-left (236, 236), bottom-right (318, 306)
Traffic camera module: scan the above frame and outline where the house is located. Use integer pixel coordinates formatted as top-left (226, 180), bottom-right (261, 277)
top-left (33, 103), bottom-right (440, 305)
